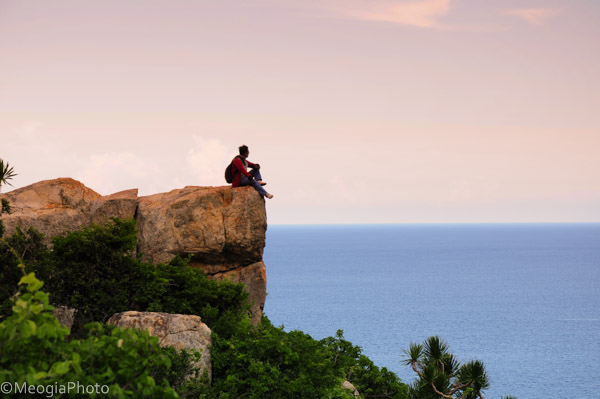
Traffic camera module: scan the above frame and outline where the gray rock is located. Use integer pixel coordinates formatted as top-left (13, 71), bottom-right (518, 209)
top-left (107, 311), bottom-right (212, 380)
top-left (52, 306), bottom-right (77, 330)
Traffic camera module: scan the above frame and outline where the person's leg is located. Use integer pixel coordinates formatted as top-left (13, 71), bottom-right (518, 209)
top-left (250, 180), bottom-right (268, 197)
top-left (250, 168), bottom-right (263, 181)
top-left (250, 168), bottom-right (267, 186)
top-left (240, 175), bottom-right (268, 197)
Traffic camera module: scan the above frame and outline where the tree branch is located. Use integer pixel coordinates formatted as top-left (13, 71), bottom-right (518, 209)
top-left (448, 382), bottom-right (471, 395)
top-left (430, 382), bottom-right (453, 399)
top-left (411, 361), bottom-right (423, 377)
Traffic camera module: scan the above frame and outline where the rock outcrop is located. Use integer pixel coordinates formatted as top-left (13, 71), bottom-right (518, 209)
top-left (52, 306), bottom-right (77, 330)
top-left (1, 178), bottom-right (268, 321)
top-left (108, 311), bottom-right (211, 379)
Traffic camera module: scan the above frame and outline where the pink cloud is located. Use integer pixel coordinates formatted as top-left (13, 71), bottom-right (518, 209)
top-left (505, 8), bottom-right (562, 25)
top-left (350, 0), bottom-right (451, 28)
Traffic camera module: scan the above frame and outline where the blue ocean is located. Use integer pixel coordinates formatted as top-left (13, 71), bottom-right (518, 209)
top-left (262, 224), bottom-right (600, 399)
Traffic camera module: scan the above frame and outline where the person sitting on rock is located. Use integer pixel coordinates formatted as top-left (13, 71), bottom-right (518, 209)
top-left (231, 145), bottom-right (273, 199)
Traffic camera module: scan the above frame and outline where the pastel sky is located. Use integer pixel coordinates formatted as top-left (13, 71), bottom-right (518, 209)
top-left (1, 0), bottom-right (599, 224)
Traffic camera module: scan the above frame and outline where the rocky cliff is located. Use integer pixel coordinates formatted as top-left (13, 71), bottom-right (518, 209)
top-left (1, 178), bottom-right (267, 321)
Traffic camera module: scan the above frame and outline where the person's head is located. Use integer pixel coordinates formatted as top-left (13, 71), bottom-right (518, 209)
top-left (239, 145), bottom-right (249, 157)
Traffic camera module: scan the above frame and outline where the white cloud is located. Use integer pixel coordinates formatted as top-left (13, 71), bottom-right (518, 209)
top-left (67, 136), bottom-right (235, 197)
top-left (75, 152), bottom-right (159, 195)
top-left (16, 120), bottom-right (45, 139)
top-left (186, 136), bottom-right (231, 186)
top-left (504, 8), bottom-right (561, 25)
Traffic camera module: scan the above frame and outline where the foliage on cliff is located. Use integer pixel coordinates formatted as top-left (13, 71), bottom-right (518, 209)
top-left (0, 244), bottom-right (180, 398)
top-left (0, 218), bottom-right (409, 398)
top-left (0, 219), bottom-right (250, 338)
top-left (207, 325), bottom-right (408, 399)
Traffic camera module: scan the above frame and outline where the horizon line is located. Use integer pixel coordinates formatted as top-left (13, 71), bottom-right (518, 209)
top-left (268, 221), bottom-right (600, 226)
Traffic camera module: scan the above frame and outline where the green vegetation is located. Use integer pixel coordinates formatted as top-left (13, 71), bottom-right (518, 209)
top-left (0, 219), bottom-right (250, 339)
top-left (208, 325), bottom-right (407, 399)
top-left (0, 158), bottom-right (17, 193)
top-left (0, 162), bottom-right (509, 397)
top-left (404, 336), bottom-right (491, 399)
top-left (0, 218), bottom-right (408, 398)
top-left (0, 241), bottom-right (181, 398)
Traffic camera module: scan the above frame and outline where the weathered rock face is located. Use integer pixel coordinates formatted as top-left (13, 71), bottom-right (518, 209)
top-left (136, 185), bottom-right (267, 322)
top-left (107, 311), bottom-right (211, 379)
top-left (211, 261), bottom-right (267, 321)
top-left (1, 178), bottom-right (101, 239)
top-left (136, 185), bottom-right (266, 269)
top-left (1, 178), bottom-right (138, 238)
top-left (1, 178), bottom-right (268, 321)
top-left (90, 188), bottom-right (138, 225)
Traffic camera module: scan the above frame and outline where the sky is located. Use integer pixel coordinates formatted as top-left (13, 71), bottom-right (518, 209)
top-left (1, 0), bottom-right (599, 224)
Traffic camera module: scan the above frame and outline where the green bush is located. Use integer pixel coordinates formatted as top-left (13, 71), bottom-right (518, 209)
top-left (0, 226), bottom-right (49, 317)
top-left (0, 219), bottom-right (251, 338)
top-left (206, 320), bottom-right (407, 399)
top-left (0, 270), bottom-right (179, 398)
top-left (140, 256), bottom-right (251, 339)
top-left (323, 331), bottom-right (408, 399)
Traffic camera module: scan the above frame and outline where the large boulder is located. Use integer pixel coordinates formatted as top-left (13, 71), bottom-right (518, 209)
top-left (107, 311), bottom-right (211, 380)
top-left (1, 178), bottom-right (268, 322)
top-left (0, 178), bottom-right (138, 239)
top-left (90, 188), bottom-right (138, 225)
top-left (136, 185), bottom-right (266, 269)
top-left (0, 178), bottom-right (102, 239)
top-left (135, 185), bottom-right (267, 322)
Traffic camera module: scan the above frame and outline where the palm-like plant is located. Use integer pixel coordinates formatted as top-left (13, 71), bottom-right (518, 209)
top-left (403, 336), bottom-right (491, 399)
top-left (0, 159), bottom-right (17, 193)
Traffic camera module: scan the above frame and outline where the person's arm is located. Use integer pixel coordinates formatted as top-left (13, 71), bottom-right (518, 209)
top-left (233, 157), bottom-right (251, 177)
top-left (247, 161), bottom-right (260, 169)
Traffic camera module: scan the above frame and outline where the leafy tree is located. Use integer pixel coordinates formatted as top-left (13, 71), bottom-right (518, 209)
top-left (142, 255), bottom-right (251, 339)
top-left (206, 323), bottom-right (408, 399)
top-left (405, 336), bottom-right (516, 399)
top-left (0, 226), bottom-right (48, 316)
top-left (0, 158), bottom-right (17, 193)
top-left (404, 336), bottom-right (491, 399)
top-left (207, 318), bottom-right (355, 399)
top-left (0, 240), bottom-right (180, 398)
top-left (323, 330), bottom-right (408, 399)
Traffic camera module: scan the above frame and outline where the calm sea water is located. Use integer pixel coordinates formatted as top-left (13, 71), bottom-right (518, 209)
top-left (262, 224), bottom-right (600, 399)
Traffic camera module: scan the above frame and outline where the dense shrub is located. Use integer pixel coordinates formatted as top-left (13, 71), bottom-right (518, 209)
top-left (0, 270), bottom-right (180, 398)
top-left (206, 321), bottom-right (407, 399)
top-left (141, 256), bottom-right (251, 339)
top-left (323, 331), bottom-right (408, 399)
top-left (0, 226), bottom-right (49, 316)
top-left (0, 219), bottom-right (251, 338)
